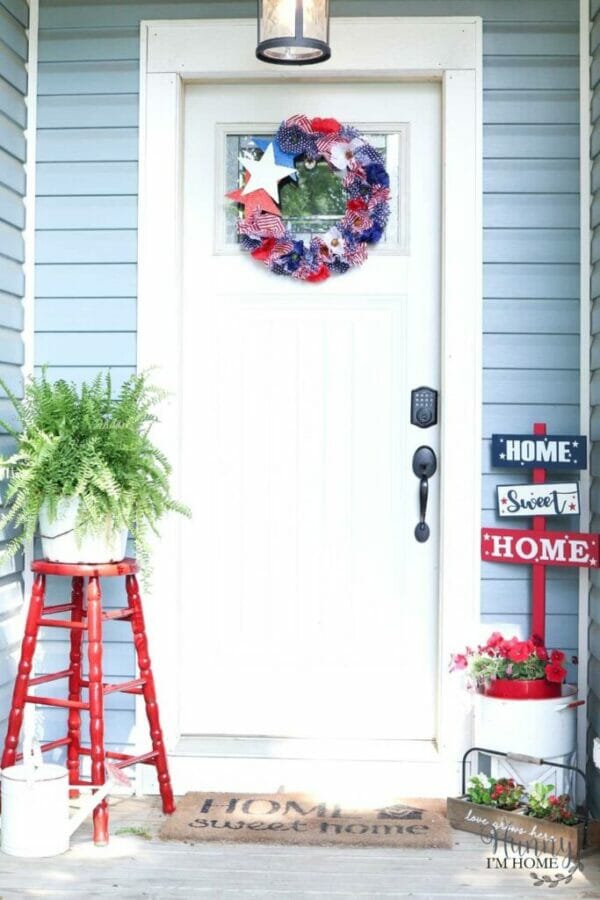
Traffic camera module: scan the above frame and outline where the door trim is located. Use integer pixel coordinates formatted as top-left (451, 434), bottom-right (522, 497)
top-left (137, 17), bottom-right (482, 793)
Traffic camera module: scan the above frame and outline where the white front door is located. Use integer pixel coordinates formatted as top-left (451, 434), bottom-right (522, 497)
top-left (138, 18), bottom-right (482, 799)
top-left (176, 79), bottom-right (441, 777)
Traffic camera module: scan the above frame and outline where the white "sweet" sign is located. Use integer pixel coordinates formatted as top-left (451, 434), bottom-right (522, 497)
top-left (497, 483), bottom-right (580, 518)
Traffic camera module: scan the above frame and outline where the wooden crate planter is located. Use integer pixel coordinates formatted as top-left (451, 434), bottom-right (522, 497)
top-left (447, 796), bottom-right (585, 858)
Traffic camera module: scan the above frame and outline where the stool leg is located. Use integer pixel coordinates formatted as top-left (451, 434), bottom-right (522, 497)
top-left (126, 574), bottom-right (175, 814)
top-left (67, 575), bottom-right (84, 798)
top-left (87, 575), bottom-right (108, 845)
top-left (1, 574), bottom-right (46, 770)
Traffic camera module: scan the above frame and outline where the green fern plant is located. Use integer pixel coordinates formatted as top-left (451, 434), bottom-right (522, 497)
top-left (0, 370), bottom-right (190, 581)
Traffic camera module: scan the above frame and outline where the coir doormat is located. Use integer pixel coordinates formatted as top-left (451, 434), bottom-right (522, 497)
top-left (159, 792), bottom-right (452, 849)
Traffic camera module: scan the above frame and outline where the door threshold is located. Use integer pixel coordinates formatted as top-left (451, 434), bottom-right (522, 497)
top-left (174, 735), bottom-right (440, 763)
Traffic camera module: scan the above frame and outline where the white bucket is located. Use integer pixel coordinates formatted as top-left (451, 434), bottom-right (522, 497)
top-left (1, 763), bottom-right (71, 857)
top-left (39, 497), bottom-right (127, 564)
top-left (1, 762), bottom-right (116, 857)
top-left (489, 751), bottom-right (576, 798)
top-left (474, 684), bottom-right (578, 759)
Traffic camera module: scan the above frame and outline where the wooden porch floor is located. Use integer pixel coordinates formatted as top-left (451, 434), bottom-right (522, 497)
top-left (0, 797), bottom-right (599, 899)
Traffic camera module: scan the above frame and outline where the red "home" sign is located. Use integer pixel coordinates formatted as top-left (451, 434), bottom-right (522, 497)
top-left (481, 527), bottom-right (599, 569)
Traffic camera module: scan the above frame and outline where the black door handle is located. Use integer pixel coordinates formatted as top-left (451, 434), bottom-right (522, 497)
top-left (412, 446), bottom-right (437, 543)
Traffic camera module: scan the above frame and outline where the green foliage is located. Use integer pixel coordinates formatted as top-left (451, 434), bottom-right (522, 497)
top-left (466, 774), bottom-right (525, 810)
top-left (280, 160), bottom-right (345, 229)
top-left (527, 782), bottom-right (554, 817)
top-left (469, 653), bottom-right (547, 683)
top-left (0, 370), bottom-right (190, 580)
top-left (526, 783), bottom-right (578, 825)
top-left (115, 826), bottom-right (153, 840)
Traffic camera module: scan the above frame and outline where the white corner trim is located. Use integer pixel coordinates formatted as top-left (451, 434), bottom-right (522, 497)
top-left (579, 0), bottom-right (591, 784)
top-left (22, 0), bottom-right (40, 605)
top-left (23, 0), bottom-right (38, 381)
top-left (137, 16), bottom-right (483, 791)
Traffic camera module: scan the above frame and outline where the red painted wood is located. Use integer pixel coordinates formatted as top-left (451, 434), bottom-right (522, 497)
top-left (29, 668), bottom-right (72, 686)
top-left (532, 422), bottom-right (547, 642)
top-left (38, 617), bottom-right (87, 629)
top-left (24, 695), bottom-right (89, 710)
top-left (112, 750), bottom-right (158, 769)
top-left (87, 576), bottom-right (109, 846)
top-left (102, 677), bottom-right (146, 696)
top-left (481, 527), bottom-right (599, 567)
top-left (126, 574), bottom-right (176, 815)
top-left (41, 603), bottom-right (76, 615)
top-left (2, 560), bottom-right (175, 843)
top-left (1, 574), bottom-right (46, 770)
top-left (67, 576), bottom-right (84, 797)
top-left (15, 737), bottom-right (71, 763)
top-left (102, 608), bottom-right (134, 621)
top-left (31, 558), bottom-right (138, 577)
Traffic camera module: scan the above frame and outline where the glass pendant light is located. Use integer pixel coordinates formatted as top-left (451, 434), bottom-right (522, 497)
top-left (256, 0), bottom-right (331, 66)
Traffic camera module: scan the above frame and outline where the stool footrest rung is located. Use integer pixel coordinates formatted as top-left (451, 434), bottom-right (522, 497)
top-left (80, 746), bottom-right (158, 768)
top-left (113, 751), bottom-right (158, 768)
top-left (15, 737), bottom-right (71, 761)
top-left (103, 678), bottom-right (146, 696)
top-left (38, 617), bottom-right (86, 630)
top-left (25, 695), bottom-right (89, 710)
top-left (41, 603), bottom-right (76, 615)
top-left (79, 678), bottom-right (146, 695)
top-left (29, 669), bottom-right (73, 686)
top-left (102, 608), bottom-right (134, 621)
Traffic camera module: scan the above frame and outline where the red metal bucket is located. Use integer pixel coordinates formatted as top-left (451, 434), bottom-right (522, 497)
top-left (483, 678), bottom-right (562, 699)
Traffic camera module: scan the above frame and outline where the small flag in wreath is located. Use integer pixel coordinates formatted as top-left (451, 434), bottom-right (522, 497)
top-left (225, 114), bottom-right (391, 283)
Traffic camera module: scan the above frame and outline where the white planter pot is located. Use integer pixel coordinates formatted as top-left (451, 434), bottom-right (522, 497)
top-left (474, 684), bottom-right (578, 759)
top-left (39, 497), bottom-right (127, 565)
top-left (474, 686), bottom-right (579, 797)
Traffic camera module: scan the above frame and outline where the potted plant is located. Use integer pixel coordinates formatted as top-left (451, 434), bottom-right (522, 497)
top-left (0, 370), bottom-right (190, 577)
top-left (450, 631), bottom-right (567, 699)
top-left (447, 774), bottom-right (586, 856)
top-left (451, 631), bottom-right (579, 790)
top-left (527, 782), bottom-right (578, 826)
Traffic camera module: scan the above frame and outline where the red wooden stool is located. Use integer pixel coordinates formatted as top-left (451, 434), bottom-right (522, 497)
top-left (1, 559), bottom-right (175, 845)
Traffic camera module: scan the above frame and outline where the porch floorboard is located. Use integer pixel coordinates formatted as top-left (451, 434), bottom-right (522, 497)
top-left (0, 796), bottom-right (598, 898)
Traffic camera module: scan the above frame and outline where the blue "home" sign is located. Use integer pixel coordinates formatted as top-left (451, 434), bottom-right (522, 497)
top-left (491, 434), bottom-right (587, 470)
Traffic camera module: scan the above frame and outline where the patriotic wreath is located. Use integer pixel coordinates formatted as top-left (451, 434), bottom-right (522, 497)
top-left (225, 114), bottom-right (391, 282)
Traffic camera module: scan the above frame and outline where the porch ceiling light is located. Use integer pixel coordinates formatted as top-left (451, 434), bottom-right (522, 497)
top-left (256, 0), bottom-right (331, 65)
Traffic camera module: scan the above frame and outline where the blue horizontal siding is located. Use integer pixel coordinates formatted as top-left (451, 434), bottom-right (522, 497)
top-left (591, 0), bottom-right (600, 819)
top-left (35, 0), bottom-right (581, 757)
top-left (0, 0), bottom-right (27, 745)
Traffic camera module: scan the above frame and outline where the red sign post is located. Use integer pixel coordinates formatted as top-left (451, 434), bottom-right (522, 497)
top-left (483, 423), bottom-right (594, 644)
top-left (532, 422), bottom-right (547, 640)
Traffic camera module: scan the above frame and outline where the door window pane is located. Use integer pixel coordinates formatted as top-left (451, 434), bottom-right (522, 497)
top-left (223, 129), bottom-right (404, 250)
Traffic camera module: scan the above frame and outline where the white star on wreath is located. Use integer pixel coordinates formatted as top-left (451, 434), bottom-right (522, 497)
top-left (241, 143), bottom-right (297, 203)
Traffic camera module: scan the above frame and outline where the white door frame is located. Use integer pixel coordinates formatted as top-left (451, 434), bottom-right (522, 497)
top-left (137, 17), bottom-right (482, 792)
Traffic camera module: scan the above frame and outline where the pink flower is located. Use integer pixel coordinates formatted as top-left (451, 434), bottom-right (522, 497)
top-left (499, 636), bottom-right (519, 658)
top-left (545, 663), bottom-right (567, 684)
top-left (486, 632), bottom-right (504, 649)
top-left (507, 641), bottom-right (532, 663)
top-left (450, 654), bottom-right (468, 672)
